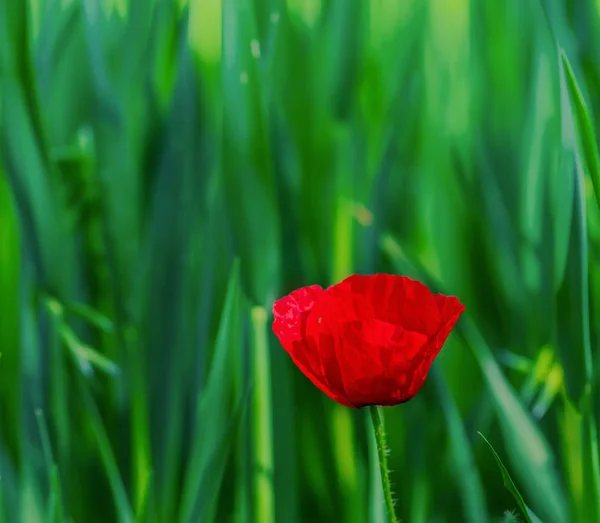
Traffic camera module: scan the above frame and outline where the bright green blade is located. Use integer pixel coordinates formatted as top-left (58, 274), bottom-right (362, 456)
top-left (381, 233), bottom-right (568, 523)
top-left (432, 367), bottom-right (488, 523)
top-left (559, 50), bottom-right (600, 215)
top-left (251, 306), bottom-right (276, 523)
top-left (178, 260), bottom-right (247, 523)
top-left (478, 432), bottom-right (541, 523)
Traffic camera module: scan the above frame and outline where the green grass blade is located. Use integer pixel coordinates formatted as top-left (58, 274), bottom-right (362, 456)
top-left (79, 379), bottom-right (134, 523)
top-left (367, 411), bottom-right (386, 523)
top-left (34, 409), bottom-right (65, 523)
top-left (178, 260), bottom-right (245, 523)
top-left (60, 323), bottom-right (120, 376)
top-left (328, 125), bottom-right (363, 523)
top-left (519, 44), bottom-right (556, 295)
top-left (381, 232), bottom-right (568, 523)
top-left (0, 164), bottom-right (21, 490)
top-left (557, 392), bottom-right (584, 522)
top-left (409, 475), bottom-right (429, 523)
top-left (251, 306), bottom-right (276, 523)
top-left (477, 432), bottom-right (539, 523)
top-left (559, 49), bottom-right (600, 215)
top-left (557, 52), bottom-right (597, 400)
top-left (62, 300), bottom-right (115, 333)
top-left (0, 444), bottom-right (18, 521)
top-left (557, 48), bottom-right (600, 521)
top-left (432, 367), bottom-right (488, 523)
top-left (457, 318), bottom-right (567, 523)
top-left (221, 0), bottom-right (281, 306)
top-left (5, 2), bottom-right (600, 522)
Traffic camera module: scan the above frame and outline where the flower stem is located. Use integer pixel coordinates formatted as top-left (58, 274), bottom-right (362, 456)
top-left (369, 406), bottom-right (398, 523)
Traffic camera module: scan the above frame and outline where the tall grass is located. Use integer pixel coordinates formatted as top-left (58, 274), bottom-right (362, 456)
top-left (2, 0), bottom-right (600, 521)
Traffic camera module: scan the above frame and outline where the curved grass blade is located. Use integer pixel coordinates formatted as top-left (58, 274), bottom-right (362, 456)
top-left (178, 260), bottom-right (246, 523)
top-left (557, 50), bottom-right (600, 520)
top-left (477, 432), bottom-right (541, 523)
top-left (34, 409), bottom-right (65, 523)
top-left (62, 300), bottom-right (114, 333)
top-left (78, 378), bottom-right (134, 523)
top-left (432, 367), bottom-right (488, 523)
top-left (381, 233), bottom-right (568, 523)
top-left (559, 50), bottom-right (600, 215)
top-left (61, 324), bottom-right (120, 377)
top-left (0, 444), bottom-right (18, 521)
top-left (221, 0), bottom-right (281, 306)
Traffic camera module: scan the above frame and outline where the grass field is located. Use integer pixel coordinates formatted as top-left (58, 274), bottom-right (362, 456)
top-left (2, 0), bottom-right (600, 522)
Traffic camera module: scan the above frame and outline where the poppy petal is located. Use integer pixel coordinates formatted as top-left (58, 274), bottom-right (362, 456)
top-left (307, 328), bottom-right (356, 408)
top-left (307, 280), bottom-right (433, 407)
top-left (324, 276), bottom-right (377, 323)
top-left (272, 285), bottom-right (354, 407)
top-left (341, 321), bottom-right (428, 407)
top-left (304, 298), bottom-right (357, 407)
top-left (336, 274), bottom-right (440, 335)
top-left (272, 274), bottom-right (465, 409)
top-left (405, 294), bottom-right (466, 398)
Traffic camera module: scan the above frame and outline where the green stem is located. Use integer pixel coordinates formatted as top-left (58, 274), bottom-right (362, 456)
top-left (369, 406), bottom-right (398, 523)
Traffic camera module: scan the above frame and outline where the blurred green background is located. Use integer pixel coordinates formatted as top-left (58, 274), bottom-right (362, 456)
top-left (2, 0), bottom-right (600, 522)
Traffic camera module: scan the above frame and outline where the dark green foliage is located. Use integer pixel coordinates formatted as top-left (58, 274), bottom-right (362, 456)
top-left (1, 0), bottom-right (600, 521)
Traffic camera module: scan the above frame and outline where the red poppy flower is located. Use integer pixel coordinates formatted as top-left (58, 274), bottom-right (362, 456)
top-left (272, 274), bottom-right (465, 408)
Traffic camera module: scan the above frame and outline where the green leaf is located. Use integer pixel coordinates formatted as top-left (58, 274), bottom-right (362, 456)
top-left (559, 49), bottom-right (600, 215)
top-left (381, 233), bottom-right (568, 523)
top-left (63, 300), bottom-right (114, 333)
top-left (221, 0), bottom-right (281, 305)
top-left (251, 306), bottom-right (276, 523)
top-left (34, 409), bottom-right (65, 523)
top-left (458, 319), bottom-right (567, 523)
top-left (60, 324), bottom-right (120, 377)
top-left (367, 410), bottom-right (386, 523)
top-left (556, 53), bottom-right (600, 517)
top-left (79, 378), bottom-right (134, 523)
top-left (432, 367), bottom-right (488, 523)
top-left (178, 260), bottom-right (247, 523)
top-left (477, 432), bottom-right (540, 523)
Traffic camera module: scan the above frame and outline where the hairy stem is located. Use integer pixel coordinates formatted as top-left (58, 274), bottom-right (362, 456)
top-left (369, 406), bottom-right (398, 523)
